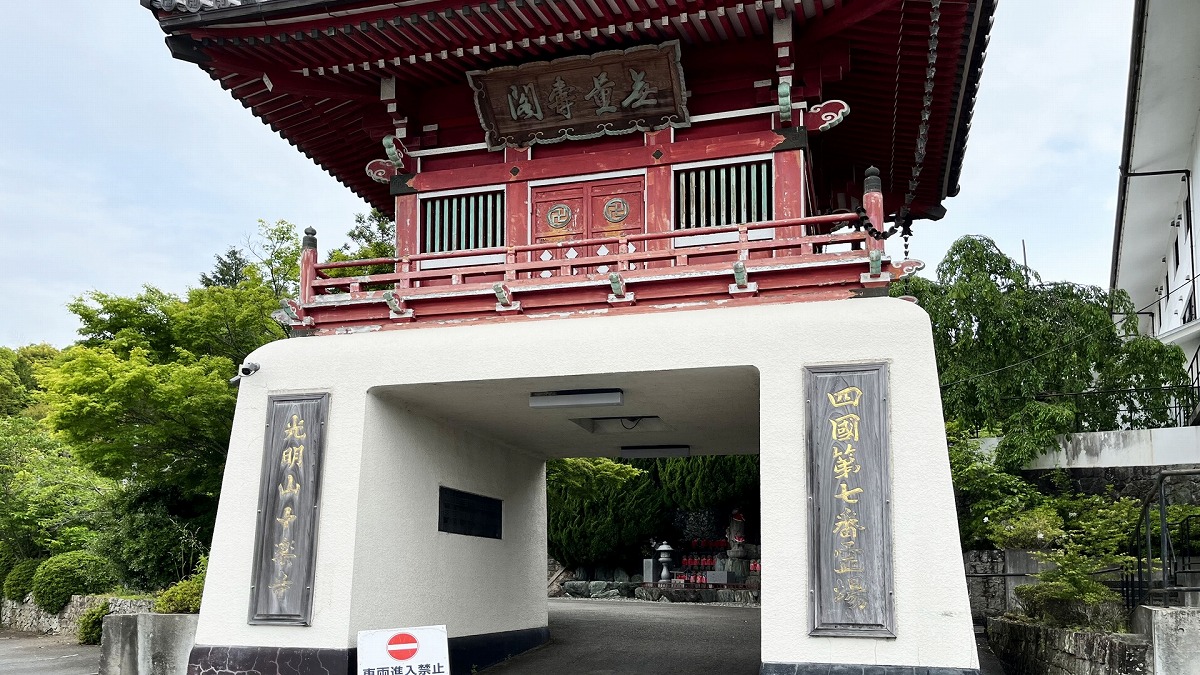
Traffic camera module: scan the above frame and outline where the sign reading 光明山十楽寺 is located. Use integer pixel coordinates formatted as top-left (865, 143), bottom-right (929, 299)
top-left (357, 625), bottom-right (451, 675)
top-left (466, 41), bottom-right (690, 150)
top-left (248, 393), bottom-right (329, 625)
top-left (806, 364), bottom-right (895, 636)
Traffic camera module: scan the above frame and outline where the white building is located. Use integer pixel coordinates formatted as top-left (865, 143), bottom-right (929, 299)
top-left (1111, 0), bottom-right (1200, 386)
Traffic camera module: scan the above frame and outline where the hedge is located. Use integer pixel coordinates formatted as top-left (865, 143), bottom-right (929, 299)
top-left (30, 551), bottom-right (117, 613)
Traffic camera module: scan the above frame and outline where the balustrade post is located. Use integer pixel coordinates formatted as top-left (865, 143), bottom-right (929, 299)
top-left (300, 227), bottom-right (317, 305)
top-left (863, 167), bottom-right (885, 255)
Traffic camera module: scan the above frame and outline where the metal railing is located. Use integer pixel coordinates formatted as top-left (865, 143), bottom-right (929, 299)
top-left (1123, 469), bottom-right (1200, 609)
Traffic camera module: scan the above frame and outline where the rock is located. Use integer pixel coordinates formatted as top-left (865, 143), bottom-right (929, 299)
top-left (658, 596), bottom-right (672, 602)
top-left (593, 589), bottom-right (621, 599)
top-left (614, 568), bottom-right (630, 583)
top-left (615, 582), bottom-right (638, 597)
top-left (562, 581), bottom-right (590, 598)
top-left (588, 580), bottom-right (610, 596)
top-left (634, 587), bottom-right (662, 602)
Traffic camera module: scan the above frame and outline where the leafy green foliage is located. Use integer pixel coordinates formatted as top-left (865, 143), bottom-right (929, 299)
top-left (0, 543), bottom-right (15, 588)
top-left (200, 247), bottom-right (252, 289)
top-left (43, 347), bottom-right (235, 500)
top-left (4, 558), bottom-right (42, 601)
top-left (899, 236), bottom-right (1189, 468)
top-left (245, 219), bottom-right (302, 299)
top-left (1013, 578), bottom-right (1125, 632)
top-left (0, 416), bottom-right (109, 558)
top-left (989, 505), bottom-right (1064, 550)
top-left (42, 256), bottom-right (290, 588)
top-left (324, 210), bottom-right (397, 278)
top-left (656, 455), bottom-right (759, 510)
top-left (0, 345), bottom-right (59, 416)
top-left (77, 600), bottom-right (111, 645)
top-left (91, 485), bottom-right (210, 590)
top-left (31, 551), bottom-right (118, 613)
top-left (946, 424), bottom-right (1042, 549)
top-left (154, 557), bottom-right (207, 614)
top-left (546, 459), bottom-right (669, 569)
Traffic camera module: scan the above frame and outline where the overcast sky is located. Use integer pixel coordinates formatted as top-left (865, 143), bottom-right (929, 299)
top-left (0, 1), bottom-right (1133, 348)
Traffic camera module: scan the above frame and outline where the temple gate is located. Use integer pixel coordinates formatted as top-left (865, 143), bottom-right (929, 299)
top-left (144, 1), bottom-right (996, 673)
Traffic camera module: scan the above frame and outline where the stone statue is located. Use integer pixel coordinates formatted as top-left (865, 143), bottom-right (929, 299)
top-left (726, 509), bottom-right (747, 559)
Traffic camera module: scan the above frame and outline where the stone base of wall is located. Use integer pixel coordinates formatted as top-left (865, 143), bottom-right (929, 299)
top-left (0, 595), bottom-right (154, 636)
top-left (100, 613), bottom-right (198, 675)
top-left (986, 616), bottom-right (1150, 675)
top-left (634, 586), bottom-right (760, 603)
top-left (1021, 464), bottom-right (1200, 503)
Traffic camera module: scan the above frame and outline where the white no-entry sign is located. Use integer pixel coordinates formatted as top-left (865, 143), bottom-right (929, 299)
top-left (358, 624), bottom-right (449, 675)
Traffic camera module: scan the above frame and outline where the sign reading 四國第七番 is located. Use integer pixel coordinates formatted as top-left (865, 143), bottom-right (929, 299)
top-left (806, 364), bottom-right (895, 637)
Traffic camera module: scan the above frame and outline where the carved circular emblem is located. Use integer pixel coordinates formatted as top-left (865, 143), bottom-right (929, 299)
top-left (547, 204), bottom-right (573, 229)
top-left (603, 198), bottom-right (630, 223)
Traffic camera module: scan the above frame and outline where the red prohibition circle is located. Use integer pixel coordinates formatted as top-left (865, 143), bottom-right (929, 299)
top-left (387, 632), bottom-right (419, 661)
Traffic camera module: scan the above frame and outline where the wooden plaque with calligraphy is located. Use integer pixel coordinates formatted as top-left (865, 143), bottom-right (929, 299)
top-left (467, 41), bottom-right (690, 150)
top-left (248, 393), bottom-right (329, 625)
top-left (806, 364), bottom-right (895, 637)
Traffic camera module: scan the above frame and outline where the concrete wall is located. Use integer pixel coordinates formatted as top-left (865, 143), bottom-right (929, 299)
top-left (1133, 606), bottom-right (1200, 675)
top-left (101, 613), bottom-right (198, 675)
top-left (1026, 426), bottom-right (1200, 470)
top-left (198, 297), bottom-right (977, 671)
top-left (348, 400), bottom-right (547, 637)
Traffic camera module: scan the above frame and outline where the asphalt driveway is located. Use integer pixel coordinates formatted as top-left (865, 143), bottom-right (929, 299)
top-left (0, 629), bottom-right (99, 675)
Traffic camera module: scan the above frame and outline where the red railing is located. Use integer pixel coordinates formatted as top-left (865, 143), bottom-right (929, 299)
top-left (307, 213), bottom-right (871, 297)
top-left (289, 177), bottom-right (893, 329)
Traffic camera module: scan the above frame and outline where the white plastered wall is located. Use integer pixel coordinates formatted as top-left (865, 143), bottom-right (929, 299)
top-left (195, 297), bottom-right (977, 669)
top-left (347, 398), bottom-right (547, 637)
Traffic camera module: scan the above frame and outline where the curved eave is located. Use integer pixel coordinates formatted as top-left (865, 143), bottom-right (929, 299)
top-left (150, 0), bottom-right (995, 220)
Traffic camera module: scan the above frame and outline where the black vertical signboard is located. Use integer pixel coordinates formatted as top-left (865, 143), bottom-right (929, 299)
top-left (248, 393), bottom-right (329, 625)
top-left (807, 364), bottom-right (895, 636)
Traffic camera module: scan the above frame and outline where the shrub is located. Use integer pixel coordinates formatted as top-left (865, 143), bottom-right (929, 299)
top-left (990, 505), bottom-right (1065, 550)
top-left (4, 558), bottom-right (42, 601)
top-left (154, 557), bottom-right (207, 614)
top-left (30, 551), bottom-right (117, 613)
top-left (0, 543), bottom-right (16, 588)
top-left (77, 600), bottom-right (110, 645)
top-left (1014, 580), bottom-right (1124, 632)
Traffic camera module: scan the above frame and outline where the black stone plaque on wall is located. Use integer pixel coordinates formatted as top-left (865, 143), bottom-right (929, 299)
top-left (806, 364), bottom-right (895, 636)
top-left (248, 393), bottom-right (329, 625)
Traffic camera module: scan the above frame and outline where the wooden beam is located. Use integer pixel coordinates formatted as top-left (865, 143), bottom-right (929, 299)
top-left (796, 0), bottom-right (900, 45)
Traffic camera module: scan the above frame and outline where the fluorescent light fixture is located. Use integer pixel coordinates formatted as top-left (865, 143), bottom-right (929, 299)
top-left (619, 445), bottom-right (691, 458)
top-left (529, 388), bottom-right (624, 409)
top-left (570, 416), bottom-right (671, 434)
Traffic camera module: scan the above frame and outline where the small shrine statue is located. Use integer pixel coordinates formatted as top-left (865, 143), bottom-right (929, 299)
top-left (726, 509), bottom-right (747, 559)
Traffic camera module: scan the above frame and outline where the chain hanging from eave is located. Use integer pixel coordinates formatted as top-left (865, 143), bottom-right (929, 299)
top-left (893, 0), bottom-right (941, 235)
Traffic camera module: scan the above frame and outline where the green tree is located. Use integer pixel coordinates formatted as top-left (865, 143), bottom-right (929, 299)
top-left (0, 349), bottom-right (26, 415)
top-left (900, 235), bottom-right (1189, 467)
top-left (199, 247), bottom-right (252, 289)
top-left (246, 219), bottom-right (301, 299)
top-left (324, 209), bottom-right (397, 278)
top-left (42, 346), bottom-right (235, 500)
top-left (0, 417), bottom-right (109, 559)
top-left (546, 458), bottom-right (669, 569)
